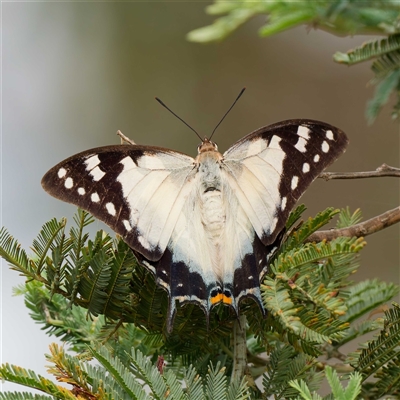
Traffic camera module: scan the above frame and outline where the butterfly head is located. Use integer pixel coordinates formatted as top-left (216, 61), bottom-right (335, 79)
top-left (197, 137), bottom-right (218, 154)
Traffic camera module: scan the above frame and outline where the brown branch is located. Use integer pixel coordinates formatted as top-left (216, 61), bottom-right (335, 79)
top-left (319, 164), bottom-right (400, 180)
top-left (116, 130), bottom-right (136, 145)
top-left (307, 206), bottom-right (400, 242)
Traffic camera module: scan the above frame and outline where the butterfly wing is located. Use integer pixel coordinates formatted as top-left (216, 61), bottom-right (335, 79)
top-left (42, 144), bottom-right (229, 330)
top-left (41, 145), bottom-right (196, 262)
top-left (221, 119), bottom-right (348, 308)
top-left (223, 119), bottom-right (349, 247)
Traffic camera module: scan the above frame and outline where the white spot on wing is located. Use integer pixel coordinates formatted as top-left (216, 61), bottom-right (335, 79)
top-left (297, 125), bottom-right (310, 139)
top-left (314, 154), bottom-right (320, 162)
top-left (302, 163), bottom-right (310, 173)
top-left (322, 141), bottom-right (329, 153)
top-left (85, 155), bottom-right (101, 170)
top-left (106, 202), bottom-right (116, 216)
top-left (90, 166), bottom-right (106, 181)
top-left (281, 196), bottom-right (287, 210)
top-left (248, 276), bottom-right (253, 280)
top-left (85, 155), bottom-right (105, 181)
top-left (91, 192), bottom-right (100, 202)
top-left (291, 176), bottom-right (299, 190)
top-left (65, 177), bottom-right (73, 189)
top-left (326, 130), bottom-right (334, 140)
top-left (295, 137), bottom-right (307, 153)
top-left (123, 219), bottom-right (132, 232)
top-left (58, 168), bottom-right (67, 178)
top-left (177, 283), bottom-right (183, 287)
top-left (77, 187), bottom-right (85, 195)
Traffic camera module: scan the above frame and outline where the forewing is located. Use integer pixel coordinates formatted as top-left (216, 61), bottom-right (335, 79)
top-left (41, 144), bottom-right (195, 261)
top-left (223, 119), bottom-right (348, 246)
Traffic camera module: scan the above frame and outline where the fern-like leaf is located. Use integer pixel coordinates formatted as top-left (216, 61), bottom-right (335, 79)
top-left (334, 34), bottom-right (400, 65)
top-left (89, 345), bottom-right (148, 399)
top-left (282, 208), bottom-right (339, 252)
top-left (352, 304), bottom-right (400, 392)
top-left (372, 48), bottom-right (400, 78)
top-left (0, 363), bottom-right (76, 399)
top-left (0, 227), bottom-right (33, 277)
top-left (263, 344), bottom-right (321, 398)
top-left (366, 68), bottom-right (400, 124)
top-left (336, 207), bottom-right (362, 229)
top-left (289, 379), bottom-right (322, 400)
top-left (205, 362), bottom-right (227, 400)
top-left (285, 204), bottom-right (307, 231)
top-left (0, 393), bottom-right (55, 400)
top-left (325, 366), bottom-right (362, 400)
top-left (31, 218), bottom-right (68, 275)
top-left (341, 279), bottom-right (399, 324)
top-left (183, 365), bottom-right (204, 400)
top-left (226, 377), bottom-right (250, 400)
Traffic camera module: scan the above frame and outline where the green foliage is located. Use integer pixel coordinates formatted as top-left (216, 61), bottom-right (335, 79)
top-left (0, 343), bottom-right (250, 400)
top-left (289, 366), bottom-right (362, 400)
top-left (282, 207), bottom-right (339, 252)
top-left (262, 344), bottom-right (323, 399)
top-left (339, 279), bottom-right (399, 324)
top-left (348, 303), bottom-right (400, 398)
top-left (187, 1), bottom-right (400, 43)
top-left (0, 394), bottom-right (55, 400)
top-left (333, 34), bottom-right (400, 122)
top-left (1, 207), bottom-right (399, 398)
top-left (0, 362), bottom-right (76, 399)
top-left (187, 1), bottom-right (400, 122)
top-left (336, 207), bottom-right (363, 229)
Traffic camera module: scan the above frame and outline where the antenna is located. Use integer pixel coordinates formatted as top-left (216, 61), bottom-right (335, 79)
top-left (155, 97), bottom-right (203, 141)
top-left (209, 87), bottom-right (246, 140)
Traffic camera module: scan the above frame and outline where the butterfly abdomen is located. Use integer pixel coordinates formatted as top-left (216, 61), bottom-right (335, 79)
top-left (196, 152), bottom-right (227, 279)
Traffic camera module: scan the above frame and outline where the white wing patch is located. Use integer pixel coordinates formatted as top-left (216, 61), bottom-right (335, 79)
top-left (117, 153), bottom-right (195, 256)
top-left (291, 176), bottom-right (299, 190)
top-left (223, 134), bottom-right (286, 241)
top-left (91, 192), bottom-right (100, 203)
top-left (85, 155), bottom-right (106, 181)
top-left (65, 177), bottom-right (73, 189)
top-left (137, 154), bottom-right (165, 169)
top-left (58, 168), bottom-right (67, 178)
top-left (326, 130), bottom-right (334, 140)
top-left (295, 137), bottom-right (307, 153)
top-left (106, 202), bottom-right (116, 216)
top-left (297, 125), bottom-right (310, 139)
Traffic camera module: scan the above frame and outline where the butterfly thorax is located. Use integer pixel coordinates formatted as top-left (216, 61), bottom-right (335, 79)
top-left (196, 138), bottom-right (219, 154)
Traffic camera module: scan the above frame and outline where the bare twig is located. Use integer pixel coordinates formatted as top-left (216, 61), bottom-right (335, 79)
top-left (319, 164), bottom-right (400, 180)
top-left (116, 130), bottom-right (136, 145)
top-left (307, 206), bottom-right (400, 242)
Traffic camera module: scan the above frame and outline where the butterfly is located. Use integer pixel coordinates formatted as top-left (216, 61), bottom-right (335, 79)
top-left (42, 107), bottom-right (348, 332)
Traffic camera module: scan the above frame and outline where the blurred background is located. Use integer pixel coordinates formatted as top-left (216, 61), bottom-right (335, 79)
top-left (1, 1), bottom-right (399, 391)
